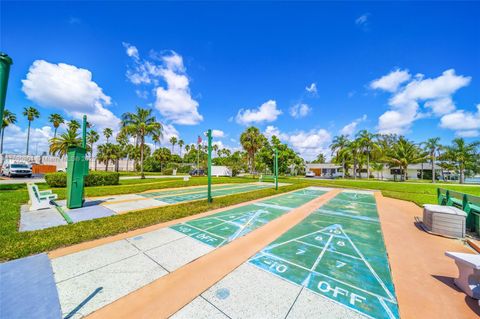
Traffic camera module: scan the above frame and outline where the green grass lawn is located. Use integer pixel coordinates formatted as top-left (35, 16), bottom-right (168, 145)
top-left (1, 175), bottom-right (479, 261)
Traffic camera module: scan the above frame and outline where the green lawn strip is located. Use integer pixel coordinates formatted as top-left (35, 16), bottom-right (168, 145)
top-left (0, 182), bottom-right (305, 261)
top-left (118, 177), bottom-right (183, 185)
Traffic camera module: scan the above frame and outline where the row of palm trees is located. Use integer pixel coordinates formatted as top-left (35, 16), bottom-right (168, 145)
top-left (329, 130), bottom-right (479, 183)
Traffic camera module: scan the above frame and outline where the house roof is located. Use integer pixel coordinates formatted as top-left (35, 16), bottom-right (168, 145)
top-left (305, 163), bottom-right (342, 169)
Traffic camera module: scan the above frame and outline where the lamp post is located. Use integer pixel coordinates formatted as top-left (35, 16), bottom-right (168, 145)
top-left (274, 148), bottom-right (278, 190)
top-left (0, 53), bottom-right (13, 130)
top-left (206, 129), bottom-right (212, 203)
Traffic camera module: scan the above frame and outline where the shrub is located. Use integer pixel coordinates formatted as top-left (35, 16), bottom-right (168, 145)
top-left (45, 171), bottom-right (120, 187)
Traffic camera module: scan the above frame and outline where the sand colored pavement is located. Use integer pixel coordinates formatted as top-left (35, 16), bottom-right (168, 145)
top-left (375, 192), bottom-right (480, 319)
top-left (87, 189), bottom-right (341, 319)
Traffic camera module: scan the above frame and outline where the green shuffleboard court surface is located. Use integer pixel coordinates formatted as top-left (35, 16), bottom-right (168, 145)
top-left (138, 183), bottom-right (273, 204)
top-left (249, 190), bottom-right (399, 319)
top-left (170, 187), bottom-right (329, 248)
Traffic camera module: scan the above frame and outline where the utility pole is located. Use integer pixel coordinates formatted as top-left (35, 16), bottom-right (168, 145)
top-left (207, 129), bottom-right (212, 203)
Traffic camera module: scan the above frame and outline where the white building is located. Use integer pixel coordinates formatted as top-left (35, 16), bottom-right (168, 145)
top-left (305, 163), bottom-right (342, 178)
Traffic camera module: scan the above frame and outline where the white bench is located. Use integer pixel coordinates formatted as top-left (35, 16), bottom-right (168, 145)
top-left (445, 251), bottom-right (480, 299)
top-left (27, 183), bottom-right (58, 210)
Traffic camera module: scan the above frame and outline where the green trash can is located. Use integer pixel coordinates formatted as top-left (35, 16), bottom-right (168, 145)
top-left (66, 146), bottom-right (89, 209)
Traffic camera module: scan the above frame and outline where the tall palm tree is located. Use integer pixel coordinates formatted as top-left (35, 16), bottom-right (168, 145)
top-left (1, 109), bottom-right (16, 153)
top-left (48, 113), bottom-right (64, 139)
top-left (347, 139), bottom-right (361, 179)
top-left (443, 138), bottom-right (479, 184)
top-left (422, 137), bottom-right (442, 183)
top-left (103, 127), bottom-right (113, 143)
top-left (67, 119), bottom-right (81, 133)
top-left (121, 107), bottom-right (162, 178)
top-left (178, 139), bottom-right (184, 157)
top-left (185, 144), bottom-right (191, 154)
top-left (330, 135), bottom-right (349, 178)
top-left (87, 130), bottom-right (100, 160)
top-left (49, 129), bottom-right (81, 157)
top-left (356, 130), bottom-right (377, 179)
top-left (23, 106), bottom-right (40, 155)
top-left (387, 137), bottom-right (427, 181)
top-left (97, 143), bottom-right (117, 171)
top-left (240, 126), bottom-right (266, 174)
top-left (170, 136), bottom-right (178, 153)
top-left (152, 131), bottom-right (162, 150)
top-left (212, 143), bottom-right (219, 157)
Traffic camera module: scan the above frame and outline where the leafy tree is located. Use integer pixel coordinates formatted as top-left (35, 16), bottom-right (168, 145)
top-left (330, 135), bottom-right (349, 178)
top-left (49, 129), bottom-right (81, 157)
top-left (347, 139), bottom-right (361, 179)
top-left (170, 136), bottom-right (178, 153)
top-left (103, 127), bottom-right (113, 143)
top-left (97, 143), bottom-right (117, 171)
top-left (48, 113), bottom-right (64, 139)
top-left (68, 119), bottom-right (81, 133)
top-left (122, 107), bottom-right (162, 178)
top-left (87, 130), bottom-right (100, 159)
top-left (153, 147), bottom-right (172, 171)
top-left (387, 137), bottom-right (427, 181)
top-left (240, 126), bottom-right (266, 174)
top-left (23, 106), bottom-right (40, 155)
top-left (312, 153), bottom-right (326, 164)
top-left (422, 137), bottom-right (442, 183)
top-left (443, 138), bottom-right (479, 184)
top-left (1, 109), bottom-right (16, 153)
top-left (178, 139), bottom-right (184, 157)
top-left (356, 130), bottom-right (378, 178)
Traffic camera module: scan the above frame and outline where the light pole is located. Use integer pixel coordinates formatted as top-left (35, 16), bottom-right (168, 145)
top-left (0, 53), bottom-right (13, 131)
top-left (274, 148), bottom-right (278, 191)
top-left (206, 129), bottom-right (212, 203)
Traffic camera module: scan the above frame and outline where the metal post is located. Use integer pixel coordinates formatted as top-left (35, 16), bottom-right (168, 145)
top-left (82, 115), bottom-right (87, 148)
top-left (207, 129), bottom-right (212, 203)
top-left (274, 148), bottom-right (278, 190)
top-left (0, 53), bottom-right (13, 130)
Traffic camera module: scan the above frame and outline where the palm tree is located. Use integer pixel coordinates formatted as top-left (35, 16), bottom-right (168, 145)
top-left (422, 137), bottom-right (442, 183)
top-left (356, 130), bottom-right (377, 179)
top-left (152, 131), bottom-right (162, 150)
top-left (48, 113), bottom-right (64, 139)
top-left (185, 144), bottom-right (191, 154)
top-left (87, 130), bottom-right (100, 160)
top-left (240, 126), bottom-right (266, 174)
top-left (49, 129), bottom-right (81, 157)
top-left (443, 138), bottom-right (480, 184)
top-left (103, 127), bottom-right (113, 143)
top-left (1, 109), bottom-right (16, 153)
top-left (170, 136), bottom-right (178, 153)
top-left (330, 135), bottom-right (349, 178)
top-left (97, 143), bottom-right (116, 171)
top-left (67, 119), bottom-right (81, 133)
top-left (23, 106), bottom-right (40, 155)
top-left (387, 137), bottom-right (427, 181)
top-left (212, 144), bottom-right (219, 157)
top-left (121, 107), bottom-right (162, 178)
top-left (347, 139), bottom-right (361, 179)
top-left (178, 139), bottom-right (184, 157)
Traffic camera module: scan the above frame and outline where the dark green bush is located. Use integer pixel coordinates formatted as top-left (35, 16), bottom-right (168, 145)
top-left (45, 171), bottom-right (120, 187)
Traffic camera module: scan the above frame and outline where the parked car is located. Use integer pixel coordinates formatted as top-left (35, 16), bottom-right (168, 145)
top-left (305, 171), bottom-right (316, 178)
top-left (1, 163), bottom-right (33, 177)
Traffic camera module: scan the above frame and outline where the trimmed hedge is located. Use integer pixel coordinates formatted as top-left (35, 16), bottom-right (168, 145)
top-left (45, 171), bottom-right (120, 187)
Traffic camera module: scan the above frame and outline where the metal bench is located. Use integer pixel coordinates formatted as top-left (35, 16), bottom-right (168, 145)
top-left (259, 174), bottom-right (276, 183)
top-left (438, 188), bottom-right (480, 234)
top-left (27, 183), bottom-right (58, 210)
top-left (445, 251), bottom-right (480, 299)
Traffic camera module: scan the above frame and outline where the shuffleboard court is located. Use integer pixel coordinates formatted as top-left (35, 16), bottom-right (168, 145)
top-left (249, 190), bottom-right (399, 319)
top-left (170, 187), bottom-right (331, 248)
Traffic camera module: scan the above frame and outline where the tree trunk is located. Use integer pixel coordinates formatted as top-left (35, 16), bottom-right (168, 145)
top-left (105, 160), bottom-right (109, 171)
top-left (342, 157), bottom-right (345, 179)
top-left (421, 162), bottom-right (424, 180)
top-left (432, 154), bottom-right (436, 183)
top-left (26, 121), bottom-right (31, 155)
top-left (460, 165), bottom-right (464, 184)
top-left (366, 152), bottom-right (370, 179)
top-left (126, 153), bottom-right (130, 172)
top-left (54, 127), bottom-right (57, 139)
top-left (140, 137), bottom-right (145, 179)
top-left (353, 157), bottom-right (357, 180)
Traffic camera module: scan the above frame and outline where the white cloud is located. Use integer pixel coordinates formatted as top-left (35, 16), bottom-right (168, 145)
top-left (440, 104), bottom-right (480, 137)
top-left (263, 125), bottom-right (332, 160)
top-left (123, 45), bottom-right (202, 125)
top-left (2, 124), bottom-right (53, 155)
top-left (122, 42), bottom-right (139, 60)
top-left (212, 129), bottom-right (225, 138)
top-left (372, 69), bottom-right (471, 134)
top-left (160, 123), bottom-right (179, 143)
top-left (355, 14), bottom-right (369, 25)
top-left (22, 60), bottom-right (120, 131)
top-left (235, 100), bottom-right (282, 125)
top-left (370, 69), bottom-right (411, 93)
top-left (289, 103), bottom-right (311, 119)
top-left (340, 115), bottom-right (367, 136)
top-left (305, 83), bottom-right (317, 94)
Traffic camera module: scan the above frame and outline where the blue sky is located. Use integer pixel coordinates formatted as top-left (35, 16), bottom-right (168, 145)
top-left (1, 1), bottom-right (479, 159)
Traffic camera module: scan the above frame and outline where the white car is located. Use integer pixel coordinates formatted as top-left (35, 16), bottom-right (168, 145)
top-left (305, 171), bottom-right (316, 178)
top-left (1, 163), bottom-right (33, 178)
